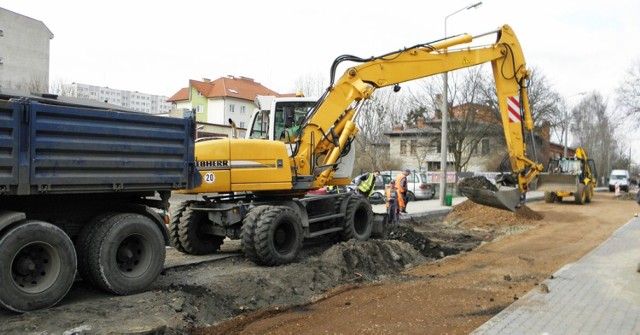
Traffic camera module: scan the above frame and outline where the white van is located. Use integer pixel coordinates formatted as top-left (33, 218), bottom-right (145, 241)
top-left (608, 169), bottom-right (630, 192)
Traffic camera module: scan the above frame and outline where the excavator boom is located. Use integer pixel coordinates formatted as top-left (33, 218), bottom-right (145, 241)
top-left (295, 24), bottom-right (541, 211)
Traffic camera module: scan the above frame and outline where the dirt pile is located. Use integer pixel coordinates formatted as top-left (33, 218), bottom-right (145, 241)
top-left (446, 200), bottom-right (543, 231)
top-left (458, 176), bottom-right (498, 191)
top-left (387, 224), bottom-right (456, 260)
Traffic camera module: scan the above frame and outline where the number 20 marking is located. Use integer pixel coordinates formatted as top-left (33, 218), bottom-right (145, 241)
top-left (204, 173), bottom-right (215, 184)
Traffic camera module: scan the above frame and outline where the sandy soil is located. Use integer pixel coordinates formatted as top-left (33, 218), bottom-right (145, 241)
top-left (0, 191), bottom-right (637, 335)
top-left (200, 191), bottom-right (639, 335)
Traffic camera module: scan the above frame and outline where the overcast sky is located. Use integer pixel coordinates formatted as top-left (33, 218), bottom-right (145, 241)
top-left (3, 0), bottom-right (640, 159)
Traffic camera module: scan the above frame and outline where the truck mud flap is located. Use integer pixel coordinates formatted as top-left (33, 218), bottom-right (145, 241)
top-left (536, 174), bottom-right (579, 193)
top-left (459, 186), bottom-right (521, 212)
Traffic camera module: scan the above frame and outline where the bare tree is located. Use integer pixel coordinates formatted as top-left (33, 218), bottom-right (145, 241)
top-left (49, 78), bottom-right (74, 96)
top-left (406, 66), bottom-right (501, 172)
top-left (352, 87), bottom-right (405, 173)
top-left (293, 73), bottom-right (327, 98)
top-left (570, 92), bottom-right (617, 181)
top-left (12, 75), bottom-right (48, 93)
top-left (616, 59), bottom-right (640, 124)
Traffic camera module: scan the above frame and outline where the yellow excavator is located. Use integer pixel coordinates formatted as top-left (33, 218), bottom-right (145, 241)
top-left (171, 24), bottom-right (542, 265)
top-left (536, 148), bottom-right (597, 204)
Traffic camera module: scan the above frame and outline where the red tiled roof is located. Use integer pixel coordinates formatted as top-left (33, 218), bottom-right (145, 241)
top-left (167, 87), bottom-right (189, 102)
top-left (167, 76), bottom-right (282, 102)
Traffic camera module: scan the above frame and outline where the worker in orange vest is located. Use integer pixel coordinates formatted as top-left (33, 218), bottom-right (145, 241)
top-left (385, 180), bottom-right (405, 225)
top-left (395, 169), bottom-right (410, 213)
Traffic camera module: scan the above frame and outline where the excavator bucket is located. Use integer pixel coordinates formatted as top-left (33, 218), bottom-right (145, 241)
top-left (457, 176), bottom-right (521, 212)
top-left (459, 186), bottom-right (522, 212)
top-left (536, 174), bottom-right (579, 193)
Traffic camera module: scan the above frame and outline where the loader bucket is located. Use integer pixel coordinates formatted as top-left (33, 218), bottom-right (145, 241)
top-left (459, 186), bottom-right (522, 212)
top-left (536, 174), bottom-right (579, 193)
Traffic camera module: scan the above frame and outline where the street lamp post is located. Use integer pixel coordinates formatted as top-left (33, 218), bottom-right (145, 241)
top-left (439, 1), bottom-right (482, 206)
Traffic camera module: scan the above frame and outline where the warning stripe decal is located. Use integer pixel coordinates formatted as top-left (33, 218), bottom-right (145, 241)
top-left (507, 96), bottom-right (521, 123)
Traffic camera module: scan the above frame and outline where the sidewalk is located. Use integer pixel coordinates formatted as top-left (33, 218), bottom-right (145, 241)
top-left (472, 215), bottom-right (640, 334)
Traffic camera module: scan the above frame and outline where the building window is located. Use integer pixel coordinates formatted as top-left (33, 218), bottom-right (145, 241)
top-left (196, 104), bottom-right (204, 113)
top-left (241, 106), bottom-right (246, 114)
top-left (400, 140), bottom-right (407, 155)
top-left (482, 138), bottom-right (490, 155)
top-left (239, 122), bottom-right (245, 128)
top-left (410, 140), bottom-right (417, 155)
top-left (229, 104), bottom-right (235, 113)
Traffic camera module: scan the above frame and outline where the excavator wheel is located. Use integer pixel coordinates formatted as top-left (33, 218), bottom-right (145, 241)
top-left (253, 206), bottom-right (303, 266)
top-left (241, 205), bottom-right (271, 263)
top-left (339, 195), bottom-right (374, 242)
top-left (575, 184), bottom-right (587, 205)
top-left (543, 192), bottom-right (556, 203)
top-left (168, 200), bottom-right (196, 253)
top-left (177, 202), bottom-right (224, 255)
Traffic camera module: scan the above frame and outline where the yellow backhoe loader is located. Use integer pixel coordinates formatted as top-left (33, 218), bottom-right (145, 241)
top-left (537, 148), bottom-right (597, 204)
top-left (171, 24), bottom-right (541, 265)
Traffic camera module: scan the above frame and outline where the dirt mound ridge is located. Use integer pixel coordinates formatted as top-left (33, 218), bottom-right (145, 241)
top-left (447, 200), bottom-right (543, 230)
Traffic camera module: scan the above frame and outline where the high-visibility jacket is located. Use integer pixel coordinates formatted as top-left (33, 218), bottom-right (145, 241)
top-left (357, 173), bottom-right (375, 196)
top-left (395, 173), bottom-right (408, 194)
top-left (385, 187), bottom-right (405, 209)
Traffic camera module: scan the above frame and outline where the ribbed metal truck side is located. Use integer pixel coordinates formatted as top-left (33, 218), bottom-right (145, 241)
top-left (0, 93), bottom-right (199, 312)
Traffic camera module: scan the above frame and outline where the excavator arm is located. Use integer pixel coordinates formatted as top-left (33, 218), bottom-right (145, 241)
top-left (294, 24), bottom-right (542, 209)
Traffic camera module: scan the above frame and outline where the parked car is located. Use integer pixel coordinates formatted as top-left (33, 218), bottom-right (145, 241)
top-left (608, 169), bottom-right (630, 192)
top-left (351, 170), bottom-right (435, 204)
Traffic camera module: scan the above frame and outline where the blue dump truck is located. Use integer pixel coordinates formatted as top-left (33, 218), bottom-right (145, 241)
top-left (0, 89), bottom-right (199, 312)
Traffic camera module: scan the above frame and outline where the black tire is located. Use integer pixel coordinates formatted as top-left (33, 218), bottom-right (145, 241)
top-left (84, 213), bottom-right (165, 295)
top-left (76, 212), bottom-right (118, 285)
top-left (407, 192), bottom-right (416, 202)
top-left (339, 195), bottom-right (374, 241)
top-left (543, 192), bottom-right (556, 203)
top-left (241, 206), bottom-right (270, 262)
top-left (585, 184), bottom-right (593, 203)
top-left (575, 184), bottom-right (586, 205)
top-left (168, 201), bottom-right (195, 253)
top-left (253, 206), bottom-right (303, 266)
top-left (178, 202), bottom-right (223, 255)
top-left (0, 220), bottom-right (76, 312)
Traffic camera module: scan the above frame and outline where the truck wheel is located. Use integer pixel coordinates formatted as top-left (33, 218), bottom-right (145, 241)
top-left (84, 213), bottom-right (165, 295)
top-left (178, 203), bottom-right (223, 255)
top-left (241, 206), bottom-right (270, 262)
top-left (76, 212), bottom-right (118, 286)
top-left (339, 195), bottom-right (373, 241)
top-left (543, 192), bottom-right (556, 203)
top-left (253, 206), bottom-right (303, 266)
top-left (575, 184), bottom-right (587, 205)
top-left (168, 201), bottom-right (195, 253)
top-left (0, 220), bottom-right (76, 312)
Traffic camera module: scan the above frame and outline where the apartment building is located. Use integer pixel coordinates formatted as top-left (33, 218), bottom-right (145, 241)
top-left (0, 7), bottom-right (53, 92)
top-left (63, 83), bottom-right (172, 115)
